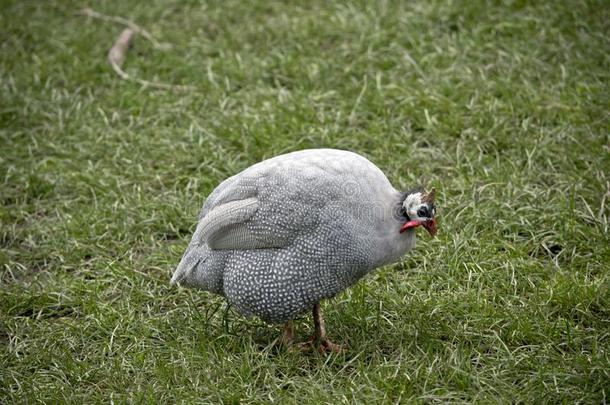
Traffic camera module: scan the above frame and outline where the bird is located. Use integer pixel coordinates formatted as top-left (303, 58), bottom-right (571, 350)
top-left (171, 148), bottom-right (437, 352)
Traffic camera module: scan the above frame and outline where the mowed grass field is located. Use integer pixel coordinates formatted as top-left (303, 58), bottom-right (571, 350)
top-left (1, 0), bottom-right (609, 402)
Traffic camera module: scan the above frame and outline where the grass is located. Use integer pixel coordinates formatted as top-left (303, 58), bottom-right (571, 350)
top-left (1, 0), bottom-right (609, 402)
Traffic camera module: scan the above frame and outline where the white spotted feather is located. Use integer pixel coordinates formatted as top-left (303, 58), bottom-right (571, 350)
top-left (172, 149), bottom-right (418, 323)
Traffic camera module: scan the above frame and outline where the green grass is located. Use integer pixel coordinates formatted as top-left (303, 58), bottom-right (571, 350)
top-left (1, 0), bottom-right (609, 402)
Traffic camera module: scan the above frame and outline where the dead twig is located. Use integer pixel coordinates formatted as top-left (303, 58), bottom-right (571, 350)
top-left (81, 8), bottom-right (194, 91)
top-left (106, 28), bottom-right (194, 91)
top-left (77, 7), bottom-right (171, 50)
top-left (108, 28), bottom-right (135, 75)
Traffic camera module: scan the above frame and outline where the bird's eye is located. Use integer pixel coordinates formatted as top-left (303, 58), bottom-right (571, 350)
top-left (417, 207), bottom-right (429, 218)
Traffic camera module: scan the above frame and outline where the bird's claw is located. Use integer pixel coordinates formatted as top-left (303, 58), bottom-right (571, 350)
top-left (295, 335), bottom-right (345, 354)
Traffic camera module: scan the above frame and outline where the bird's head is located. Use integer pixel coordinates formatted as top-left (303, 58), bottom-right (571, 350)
top-left (399, 187), bottom-right (438, 237)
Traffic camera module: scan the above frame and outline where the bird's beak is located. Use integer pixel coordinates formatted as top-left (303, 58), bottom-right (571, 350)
top-left (399, 217), bottom-right (437, 237)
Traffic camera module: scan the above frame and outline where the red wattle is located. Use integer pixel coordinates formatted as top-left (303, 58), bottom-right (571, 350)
top-left (399, 220), bottom-right (422, 233)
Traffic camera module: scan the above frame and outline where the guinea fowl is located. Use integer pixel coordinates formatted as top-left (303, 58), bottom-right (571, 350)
top-left (171, 149), bottom-right (437, 352)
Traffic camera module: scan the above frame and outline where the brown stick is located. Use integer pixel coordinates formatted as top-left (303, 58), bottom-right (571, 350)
top-left (106, 30), bottom-right (192, 90)
top-left (79, 7), bottom-right (193, 91)
top-left (77, 7), bottom-right (170, 50)
top-left (108, 28), bottom-right (134, 77)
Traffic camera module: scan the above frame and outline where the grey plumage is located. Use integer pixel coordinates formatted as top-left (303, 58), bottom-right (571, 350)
top-left (172, 149), bottom-right (430, 325)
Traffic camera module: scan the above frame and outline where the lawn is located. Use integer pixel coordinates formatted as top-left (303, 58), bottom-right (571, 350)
top-left (1, 0), bottom-right (609, 402)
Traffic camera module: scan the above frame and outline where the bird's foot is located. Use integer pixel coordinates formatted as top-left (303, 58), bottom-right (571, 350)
top-left (319, 338), bottom-right (345, 353)
top-left (296, 335), bottom-right (345, 354)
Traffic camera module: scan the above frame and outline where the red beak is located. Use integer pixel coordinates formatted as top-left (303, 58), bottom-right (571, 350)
top-left (399, 217), bottom-right (437, 237)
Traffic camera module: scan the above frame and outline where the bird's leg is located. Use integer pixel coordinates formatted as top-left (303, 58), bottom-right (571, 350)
top-left (312, 302), bottom-right (327, 341)
top-left (310, 303), bottom-right (344, 353)
top-left (281, 320), bottom-right (294, 347)
top-left (292, 303), bottom-right (345, 353)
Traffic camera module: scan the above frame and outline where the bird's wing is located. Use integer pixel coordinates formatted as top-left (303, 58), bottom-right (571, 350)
top-left (196, 167), bottom-right (318, 250)
top-left (198, 196), bottom-right (278, 249)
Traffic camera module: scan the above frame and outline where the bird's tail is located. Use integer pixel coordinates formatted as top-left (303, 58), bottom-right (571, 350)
top-left (171, 217), bottom-right (207, 286)
top-left (171, 247), bottom-right (203, 285)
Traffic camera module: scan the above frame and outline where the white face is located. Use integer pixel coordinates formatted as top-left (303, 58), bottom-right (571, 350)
top-left (402, 192), bottom-right (435, 221)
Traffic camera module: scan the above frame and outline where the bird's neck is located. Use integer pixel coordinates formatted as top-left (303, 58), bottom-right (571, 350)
top-left (369, 190), bottom-right (417, 267)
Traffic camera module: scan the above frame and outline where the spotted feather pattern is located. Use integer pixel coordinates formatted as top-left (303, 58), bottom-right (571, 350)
top-left (172, 149), bottom-right (417, 323)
